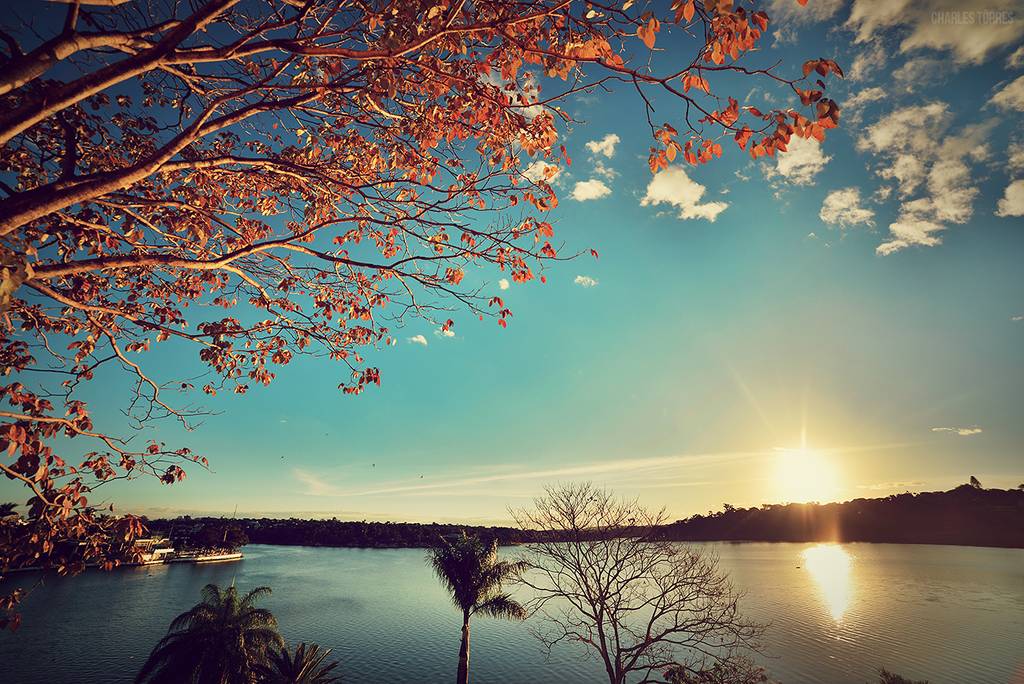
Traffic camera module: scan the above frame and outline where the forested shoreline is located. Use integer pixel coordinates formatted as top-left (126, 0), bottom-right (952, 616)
top-left (657, 484), bottom-right (1024, 548)
top-left (144, 484), bottom-right (1024, 550)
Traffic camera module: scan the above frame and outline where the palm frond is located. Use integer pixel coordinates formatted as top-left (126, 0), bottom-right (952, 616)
top-left (473, 592), bottom-right (528, 621)
top-left (479, 558), bottom-right (529, 591)
top-left (137, 582), bottom-right (282, 684)
top-left (200, 582), bottom-right (223, 606)
top-left (255, 642), bottom-right (343, 683)
top-left (240, 585), bottom-right (273, 610)
top-left (428, 532), bottom-right (527, 621)
top-left (428, 533), bottom-right (484, 612)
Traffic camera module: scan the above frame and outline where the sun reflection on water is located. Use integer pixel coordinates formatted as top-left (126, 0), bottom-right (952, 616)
top-left (802, 544), bottom-right (853, 621)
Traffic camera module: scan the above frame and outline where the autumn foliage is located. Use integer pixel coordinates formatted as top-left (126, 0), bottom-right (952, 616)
top-left (0, 0), bottom-right (840, 626)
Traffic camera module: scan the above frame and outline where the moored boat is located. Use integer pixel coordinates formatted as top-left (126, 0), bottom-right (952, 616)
top-left (193, 551), bottom-right (244, 563)
top-left (168, 550), bottom-right (244, 564)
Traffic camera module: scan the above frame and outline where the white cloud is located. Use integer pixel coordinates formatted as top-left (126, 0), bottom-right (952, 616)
top-left (989, 75), bottom-right (1024, 111)
top-left (820, 187), bottom-right (876, 227)
top-left (860, 103), bottom-right (993, 255)
top-left (877, 212), bottom-right (945, 255)
top-left (766, 0), bottom-right (843, 43)
top-left (522, 160), bottom-right (561, 184)
top-left (293, 468), bottom-right (342, 496)
top-left (1012, 315), bottom-right (1024, 321)
top-left (771, 24), bottom-right (799, 46)
top-left (1009, 45), bottom-right (1024, 68)
top-left (407, 334), bottom-right (428, 346)
top-left (882, 154), bottom-right (928, 196)
top-left (640, 166), bottom-right (729, 222)
top-left (768, 135), bottom-right (831, 186)
top-left (848, 43), bottom-right (886, 82)
top-left (874, 156), bottom-right (981, 254)
top-left (858, 102), bottom-right (951, 160)
top-left (570, 179), bottom-right (611, 201)
top-left (767, 0), bottom-right (844, 24)
top-left (435, 328), bottom-right (455, 338)
top-left (1008, 142), bottom-right (1024, 171)
top-left (846, 0), bottom-right (1024, 64)
top-left (892, 57), bottom-right (954, 91)
top-left (927, 159), bottom-right (977, 223)
top-left (844, 87), bottom-right (886, 120)
top-left (592, 159), bottom-right (618, 180)
top-left (498, 278), bottom-right (510, 291)
top-left (574, 275), bottom-right (598, 288)
top-left (846, 0), bottom-right (913, 43)
top-left (995, 179), bottom-right (1024, 217)
top-left (348, 450), bottom-right (767, 497)
top-left (939, 120), bottom-right (995, 163)
top-left (931, 426), bottom-right (983, 436)
top-left (585, 133), bottom-right (620, 158)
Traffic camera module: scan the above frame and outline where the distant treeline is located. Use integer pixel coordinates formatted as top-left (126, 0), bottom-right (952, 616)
top-left (145, 517), bottom-right (525, 549)
top-left (143, 484), bottom-right (1024, 550)
top-left (656, 484), bottom-right (1024, 548)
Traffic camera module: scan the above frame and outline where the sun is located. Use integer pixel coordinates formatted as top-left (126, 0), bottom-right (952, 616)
top-left (774, 447), bottom-right (841, 504)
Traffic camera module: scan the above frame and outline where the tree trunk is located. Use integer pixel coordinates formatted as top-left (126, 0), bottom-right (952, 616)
top-left (457, 614), bottom-right (470, 684)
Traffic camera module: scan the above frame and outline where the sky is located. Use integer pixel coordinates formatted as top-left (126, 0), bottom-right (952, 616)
top-left (3, 0), bottom-right (1023, 524)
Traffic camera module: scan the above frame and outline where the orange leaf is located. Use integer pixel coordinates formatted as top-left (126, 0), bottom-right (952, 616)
top-left (638, 19), bottom-right (658, 49)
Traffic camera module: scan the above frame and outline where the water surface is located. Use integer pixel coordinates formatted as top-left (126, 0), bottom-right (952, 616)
top-left (1, 542), bottom-right (1022, 683)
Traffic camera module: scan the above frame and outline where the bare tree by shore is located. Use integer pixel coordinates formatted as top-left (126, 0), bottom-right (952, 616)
top-left (512, 483), bottom-right (765, 684)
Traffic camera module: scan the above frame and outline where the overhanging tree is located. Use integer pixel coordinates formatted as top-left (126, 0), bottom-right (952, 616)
top-left (0, 0), bottom-right (841, 625)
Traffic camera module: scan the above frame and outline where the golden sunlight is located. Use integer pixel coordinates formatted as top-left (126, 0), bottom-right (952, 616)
top-left (773, 447), bottom-right (841, 504)
top-left (802, 544), bottom-right (854, 621)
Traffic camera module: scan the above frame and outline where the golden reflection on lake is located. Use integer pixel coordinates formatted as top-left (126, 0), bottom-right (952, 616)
top-left (802, 544), bottom-right (853, 621)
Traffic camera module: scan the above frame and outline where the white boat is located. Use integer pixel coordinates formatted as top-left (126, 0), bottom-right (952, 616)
top-left (169, 550), bottom-right (244, 564)
top-left (193, 551), bottom-right (243, 563)
top-left (134, 537), bottom-right (175, 565)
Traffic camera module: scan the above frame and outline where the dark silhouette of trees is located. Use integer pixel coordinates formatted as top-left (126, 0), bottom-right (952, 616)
top-left (147, 516), bottom-right (526, 549)
top-left (254, 643), bottom-right (343, 684)
top-left (662, 656), bottom-right (772, 683)
top-left (658, 484), bottom-right (1024, 548)
top-left (135, 583), bottom-right (283, 684)
top-left (428, 533), bottom-right (528, 684)
top-left (0, 502), bottom-right (16, 517)
top-left (513, 483), bottom-right (763, 684)
top-left (143, 482), bottom-right (1024, 554)
top-left (969, 475), bottom-right (982, 489)
top-left (191, 522), bottom-right (250, 550)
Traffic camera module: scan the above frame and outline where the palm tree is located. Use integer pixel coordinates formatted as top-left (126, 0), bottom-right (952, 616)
top-left (428, 533), bottom-right (528, 684)
top-left (136, 582), bottom-right (284, 684)
top-left (254, 643), bottom-right (342, 683)
top-left (0, 502), bottom-right (17, 517)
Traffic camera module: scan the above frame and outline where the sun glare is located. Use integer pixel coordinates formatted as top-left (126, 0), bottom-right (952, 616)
top-left (802, 544), bottom-right (854, 621)
top-left (774, 447), bottom-right (841, 504)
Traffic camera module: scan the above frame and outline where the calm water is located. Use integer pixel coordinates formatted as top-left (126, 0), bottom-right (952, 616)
top-left (1, 543), bottom-right (1022, 683)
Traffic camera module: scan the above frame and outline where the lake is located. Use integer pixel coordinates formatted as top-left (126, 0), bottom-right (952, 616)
top-left (1, 542), bottom-right (1022, 683)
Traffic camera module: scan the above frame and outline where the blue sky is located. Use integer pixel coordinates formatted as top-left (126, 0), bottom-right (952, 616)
top-left (4, 0), bottom-right (1023, 523)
